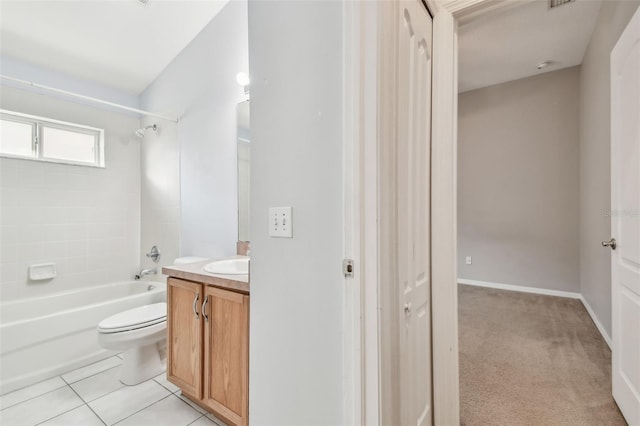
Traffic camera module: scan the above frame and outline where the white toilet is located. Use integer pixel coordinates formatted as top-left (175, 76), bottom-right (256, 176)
top-left (97, 302), bottom-right (167, 385)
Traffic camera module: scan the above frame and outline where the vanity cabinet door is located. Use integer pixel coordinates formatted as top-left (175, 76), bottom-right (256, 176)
top-left (202, 286), bottom-right (249, 426)
top-left (167, 278), bottom-right (203, 399)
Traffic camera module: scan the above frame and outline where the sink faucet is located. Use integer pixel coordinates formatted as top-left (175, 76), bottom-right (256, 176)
top-left (135, 268), bottom-right (157, 280)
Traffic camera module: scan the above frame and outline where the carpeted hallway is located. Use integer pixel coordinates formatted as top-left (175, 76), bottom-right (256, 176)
top-left (458, 284), bottom-right (627, 426)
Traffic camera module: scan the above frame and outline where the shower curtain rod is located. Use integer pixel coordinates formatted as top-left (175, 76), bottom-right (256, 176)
top-left (0, 75), bottom-right (179, 123)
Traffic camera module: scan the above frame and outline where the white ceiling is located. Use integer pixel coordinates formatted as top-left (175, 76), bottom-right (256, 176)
top-left (0, 0), bottom-right (230, 95)
top-left (458, 0), bottom-right (602, 93)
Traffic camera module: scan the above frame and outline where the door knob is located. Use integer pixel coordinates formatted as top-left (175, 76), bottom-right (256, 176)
top-left (404, 303), bottom-right (411, 315)
top-left (602, 238), bottom-right (617, 250)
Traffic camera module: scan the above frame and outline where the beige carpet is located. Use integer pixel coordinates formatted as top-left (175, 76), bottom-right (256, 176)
top-left (458, 284), bottom-right (627, 426)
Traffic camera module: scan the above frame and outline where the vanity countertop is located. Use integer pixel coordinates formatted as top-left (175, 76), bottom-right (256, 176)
top-left (162, 256), bottom-right (249, 294)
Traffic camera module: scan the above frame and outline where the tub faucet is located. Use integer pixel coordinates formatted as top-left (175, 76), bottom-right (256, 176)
top-left (135, 268), bottom-right (157, 280)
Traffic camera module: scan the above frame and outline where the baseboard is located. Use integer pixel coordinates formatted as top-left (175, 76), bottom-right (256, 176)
top-left (458, 278), bottom-right (581, 299)
top-left (457, 278), bottom-right (612, 349)
top-left (579, 296), bottom-right (612, 349)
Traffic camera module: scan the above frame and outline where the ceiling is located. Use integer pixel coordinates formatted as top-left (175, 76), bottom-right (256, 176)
top-left (458, 0), bottom-right (603, 93)
top-left (0, 0), bottom-right (230, 95)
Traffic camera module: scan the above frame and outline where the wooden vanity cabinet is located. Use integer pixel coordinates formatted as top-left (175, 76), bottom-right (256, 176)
top-left (167, 277), bottom-right (249, 426)
top-left (167, 278), bottom-right (203, 398)
top-left (202, 286), bottom-right (249, 426)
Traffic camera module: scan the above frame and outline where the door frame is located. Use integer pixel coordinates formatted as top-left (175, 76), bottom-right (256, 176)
top-left (344, 0), bottom-right (526, 424)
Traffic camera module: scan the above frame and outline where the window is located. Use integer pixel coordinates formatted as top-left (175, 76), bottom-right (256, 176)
top-left (0, 110), bottom-right (105, 167)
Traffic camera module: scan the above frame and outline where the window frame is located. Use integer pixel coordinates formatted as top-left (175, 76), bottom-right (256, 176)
top-left (0, 109), bottom-right (105, 168)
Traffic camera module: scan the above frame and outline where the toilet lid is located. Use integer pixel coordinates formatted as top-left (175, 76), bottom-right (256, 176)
top-left (98, 303), bottom-right (167, 332)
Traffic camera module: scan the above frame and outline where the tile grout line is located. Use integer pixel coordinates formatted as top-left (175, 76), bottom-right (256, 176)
top-left (1, 355), bottom-right (121, 404)
top-left (174, 392), bottom-right (211, 416)
top-left (61, 374), bottom-right (107, 426)
top-left (31, 380), bottom-right (86, 426)
top-left (0, 382), bottom-right (69, 411)
top-left (111, 393), bottom-right (174, 426)
top-left (186, 413), bottom-right (208, 426)
top-left (67, 365), bottom-right (127, 404)
top-left (61, 356), bottom-right (123, 385)
top-left (152, 377), bottom-right (179, 394)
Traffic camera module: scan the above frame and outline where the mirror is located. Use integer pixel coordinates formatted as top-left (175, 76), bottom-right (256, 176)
top-left (237, 100), bottom-right (250, 242)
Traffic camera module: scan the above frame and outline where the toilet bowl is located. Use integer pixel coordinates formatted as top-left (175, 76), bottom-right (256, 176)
top-left (97, 302), bottom-right (167, 386)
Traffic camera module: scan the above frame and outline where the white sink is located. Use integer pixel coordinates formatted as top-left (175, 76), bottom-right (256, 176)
top-left (203, 258), bottom-right (249, 275)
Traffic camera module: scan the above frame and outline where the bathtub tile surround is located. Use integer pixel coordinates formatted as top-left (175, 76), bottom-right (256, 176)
top-left (0, 84), bottom-right (146, 393)
top-left (0, 356), bottom-right (224, 426)
top-left (0, 87), bottom-right (141, 303)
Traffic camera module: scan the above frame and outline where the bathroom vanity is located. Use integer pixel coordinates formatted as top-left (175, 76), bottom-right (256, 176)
top-left (162, 259), bottom-right (249, 426)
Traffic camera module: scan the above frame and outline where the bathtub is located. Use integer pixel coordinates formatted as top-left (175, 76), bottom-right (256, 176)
top-left (0, 280), bottom-right (166, 394)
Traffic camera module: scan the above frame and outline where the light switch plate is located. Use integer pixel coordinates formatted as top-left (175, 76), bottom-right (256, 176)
top-left (465, 256), bottom-right (472, 265)
top-left (269, 206), bottom-right (293, 238)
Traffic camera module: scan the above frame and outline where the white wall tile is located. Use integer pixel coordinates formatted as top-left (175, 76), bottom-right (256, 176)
top-left (0, 87), bottom-right (141, 302)
top-left (16, 243), bottom-right (45, 263)
top-left (64, 257), bottom-right (88, 275)
top-left (65, 224), bottom-right (89, 241)
top-left (1, 246), bottom-right (17, 263)
top-left (42, 242), bottom-right (68, 260)
top-left (1, 226), bottom-right (19, 246)
top-left (0, 262), bottom-right (18, 282)
top-left (66, 240), bottom-right (87, 257)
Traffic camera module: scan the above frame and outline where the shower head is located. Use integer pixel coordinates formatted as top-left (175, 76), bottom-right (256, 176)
top-left (135, 124), bottom-right (157, 138)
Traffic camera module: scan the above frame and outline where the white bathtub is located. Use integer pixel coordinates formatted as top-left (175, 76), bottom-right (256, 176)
top-left (0, 280), bottom-right (166, 394)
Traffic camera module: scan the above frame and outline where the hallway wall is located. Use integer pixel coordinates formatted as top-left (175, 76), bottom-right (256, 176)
top-left (579, 0), bottom-right (640, 340)
top-left (458, 67), bottom-right (581, 293)
top-left (247, 1), bottom-right (344, 424)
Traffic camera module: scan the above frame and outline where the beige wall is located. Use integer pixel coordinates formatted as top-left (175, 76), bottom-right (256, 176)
top-left (458, 67), bottom-right (581, 292)
top-left (579, 0), bottom-right (640, 339)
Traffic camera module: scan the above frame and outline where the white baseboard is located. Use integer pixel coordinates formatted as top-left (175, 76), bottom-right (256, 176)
top-left (457, 278), bottom-right (612, 348)
top-left (578, 296), bottom-right (612, 349)
top-left (458, 278), bottom-right (581, 299)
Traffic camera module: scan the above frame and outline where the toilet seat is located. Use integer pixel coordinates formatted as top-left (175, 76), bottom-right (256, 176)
top-left (98, 303), bottom-right (166, 334)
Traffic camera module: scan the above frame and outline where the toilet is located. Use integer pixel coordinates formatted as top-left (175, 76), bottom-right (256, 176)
top-left (97, 303), bottom-right (167, 385)
top-left (97, 257), bottom-right (206, 385)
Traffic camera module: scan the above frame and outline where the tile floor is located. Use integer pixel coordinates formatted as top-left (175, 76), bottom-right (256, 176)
top-left (0, 356), bottom-right (228, 426)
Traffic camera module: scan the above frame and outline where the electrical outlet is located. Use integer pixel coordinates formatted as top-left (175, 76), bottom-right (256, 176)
top-left (269, 207), bottom-right (293, 238)
top-left (465, 256), bottom-right (472, 265)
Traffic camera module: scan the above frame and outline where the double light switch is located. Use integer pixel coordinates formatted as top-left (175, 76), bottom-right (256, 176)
top-left (269, 206), bottom-right (293, 238)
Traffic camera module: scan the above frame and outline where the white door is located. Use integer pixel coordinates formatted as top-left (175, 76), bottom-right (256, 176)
top-left (396, 1), bottom-right (433, 424)
top-left (610, 6), bottom-right (640, 425)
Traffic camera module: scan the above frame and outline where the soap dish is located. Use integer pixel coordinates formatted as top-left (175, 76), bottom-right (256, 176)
top-left (29, 263), bottom-right (56, 281)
